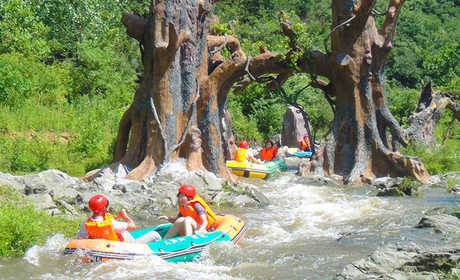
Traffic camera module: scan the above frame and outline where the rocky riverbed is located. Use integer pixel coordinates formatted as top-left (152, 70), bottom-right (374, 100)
top-left (0, 162), bottom-right (459, 279)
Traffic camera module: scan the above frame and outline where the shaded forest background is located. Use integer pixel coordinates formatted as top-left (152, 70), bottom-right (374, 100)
top-left (0, 0), bottom-right (458, 177)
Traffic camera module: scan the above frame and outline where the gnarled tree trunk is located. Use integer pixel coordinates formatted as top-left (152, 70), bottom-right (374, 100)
top-left (300, 0), bottom-right (429, 184)
top-left (108, 0), bottom-right (290, 182)
top-left (405, 82), bottom-right (460, 146)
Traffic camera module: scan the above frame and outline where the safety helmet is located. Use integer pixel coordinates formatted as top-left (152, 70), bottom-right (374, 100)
top-left (178, 185), bottom-right (196, 199)
top-left (304, 134), bottom-right (309, 139)
top-left (88, 194), bottom-right (109, 214)
top-left (239, 140), bottom-right (248, 149)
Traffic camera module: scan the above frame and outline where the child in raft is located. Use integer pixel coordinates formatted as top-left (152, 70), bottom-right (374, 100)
top-left (259, 138), bottom-right (279, 161)
top-left (77, 194), bottom-right (161, 243)
top-left (159, 185), bottom-right (217, 239)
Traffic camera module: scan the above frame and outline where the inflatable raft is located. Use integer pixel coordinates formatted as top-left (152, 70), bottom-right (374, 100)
top-left (226, 160), bottom-right (287, 179)
top-left (285, 148), bottom-right (312, 158)
top-left (64, 214), bottom-right (246, 263)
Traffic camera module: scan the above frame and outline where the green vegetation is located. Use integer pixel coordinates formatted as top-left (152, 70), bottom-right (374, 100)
top-left (0, 0), bottom-right (458, 176)
top-left (0, 186), bottom-right (81, 257)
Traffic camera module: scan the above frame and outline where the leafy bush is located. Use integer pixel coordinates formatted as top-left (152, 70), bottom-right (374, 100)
top-left (0, 54), bottom-right (70, 108)
top-left (402, 141), bottom-right (460, 175)
top-left (0, 0), bottom-right (51, 59)
top-left (0, 186), bottom-right (81, 257)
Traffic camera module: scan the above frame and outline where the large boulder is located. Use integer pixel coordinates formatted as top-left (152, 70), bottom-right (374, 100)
top-left (281, 106), bottom-right (308, 147)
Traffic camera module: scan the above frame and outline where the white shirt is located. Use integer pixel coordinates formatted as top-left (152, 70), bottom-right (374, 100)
top-left (77, 216), bottom-right (135, 242)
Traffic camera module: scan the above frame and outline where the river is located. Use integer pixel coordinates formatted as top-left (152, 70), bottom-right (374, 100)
top-left (0, 172), bottom-right (458, 280)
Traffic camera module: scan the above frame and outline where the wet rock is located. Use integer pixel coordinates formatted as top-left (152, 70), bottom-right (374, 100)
top-left (299, 175), bottom-right (340, 187)
top-left (215, 182), bottom-right (270, 207)
top-left (374, 177), bottom-right (420, 197)
top-left (450, 185), bottom-right (460, 194)
top-left (416, 214), bottom-right (460, 235)
top-left (336, 243), bottom-right (460, 280)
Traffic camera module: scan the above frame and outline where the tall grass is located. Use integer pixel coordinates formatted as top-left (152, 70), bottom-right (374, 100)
top-left (0, 95), bottom-right (125, 176)
top-left (0, 186), bottom-right (81, 257)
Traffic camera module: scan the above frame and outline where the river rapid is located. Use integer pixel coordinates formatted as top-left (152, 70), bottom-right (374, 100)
top-left (1, 172), bottom-right (458, 280)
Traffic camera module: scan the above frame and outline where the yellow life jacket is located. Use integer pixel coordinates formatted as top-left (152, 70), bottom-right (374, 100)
top-left (179, 195), bottom-right (217, 230)
top-left (235, 148), bottom-right (247, 162)
top-left (84, 213), bottom-right (123, 241)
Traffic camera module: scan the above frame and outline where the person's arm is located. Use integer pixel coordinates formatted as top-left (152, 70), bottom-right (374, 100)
top-left (118, 209), bottom-right (136, 231)
top-left (249, 154), bottom-right (263, 164)
top-left (193, 203), bottom-right (208, 234)
top-left (159, 213), bottom-right (181, 223)
top-left (195, 213), bottom-right (208, 233)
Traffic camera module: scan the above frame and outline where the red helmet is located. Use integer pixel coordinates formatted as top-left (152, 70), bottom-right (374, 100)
top-left (239, 140), bottom-right (248, 149)
top-left (304, 134), bottom-right (309, 139)
top-left (88, 194), bottom-right (109, 214)
top-left (178, 185), bottom-right (196, 199)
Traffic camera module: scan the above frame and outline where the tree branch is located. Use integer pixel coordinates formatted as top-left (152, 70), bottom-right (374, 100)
top-left (121, 13), bottom-right (146, 42)
top-left (381, 0), bottom-right (406, 49)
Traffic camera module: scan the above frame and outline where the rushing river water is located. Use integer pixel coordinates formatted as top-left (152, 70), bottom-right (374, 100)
top-left (1, 172), bottom-right (458, 280)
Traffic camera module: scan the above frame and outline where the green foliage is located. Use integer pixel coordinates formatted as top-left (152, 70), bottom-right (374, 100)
top-left (386, 84), bottom-right (420, 125)
top-left (210, 23), bottom-right (234, 35)
top-left (0, 0), bottom-right (51, 59)
top-left (0, 54), bottom-right (70, 108)
top-left (398, 177), bottom-right (421, 196)
top-left (0, 186), bottom-right (81, 257)
top-left (402, 141), bottom-right (460, 175)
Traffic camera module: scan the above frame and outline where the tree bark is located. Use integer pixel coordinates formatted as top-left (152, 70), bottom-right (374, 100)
top-left (303, 0), bottom-right (430, 184)
top-left (405, 81), bottom-right (460, 146)
top-left (105, 1), bottom-right (290, 182)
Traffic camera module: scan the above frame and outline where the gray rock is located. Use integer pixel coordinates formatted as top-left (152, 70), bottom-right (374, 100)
top-left (336, 243), bottom-right (460, 280)
top-left (416, 214), bottom-right (460, 235)
top-left (281, 106), bottom-right (308, 147)
top-left (55, 200), bottom-right (79, 216)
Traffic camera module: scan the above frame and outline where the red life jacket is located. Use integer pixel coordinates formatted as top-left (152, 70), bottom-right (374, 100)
top-left (84, 213), bottom-right (124, 241)
top-left (260, 147), bottom-right (277, 161)
top-left (179, 195), bottom-right (217, 230)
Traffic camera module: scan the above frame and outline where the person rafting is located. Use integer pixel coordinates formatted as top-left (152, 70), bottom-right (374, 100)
top-left (159, 185), bottom-right (217, 239)
top-left (77, 194), bottom-right (161, 243)
top-left (235, 140), bottom-right (263, 164)
top-left (260, 138), bottom-right (278, 162)
top-left (299, 134), bottom-right (312, 152)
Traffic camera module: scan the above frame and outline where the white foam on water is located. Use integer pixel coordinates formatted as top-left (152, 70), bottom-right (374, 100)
top-left (24, 234), bottom-right (68, 266)
top-left (244, 175), bottom-right (399, 243)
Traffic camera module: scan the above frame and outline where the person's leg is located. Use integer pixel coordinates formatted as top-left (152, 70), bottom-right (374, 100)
top-left (183, 216), bottom-right (199, 236)
top-left (133, 230), bottom-right (162, 243)
top-left (163, 217), bottom-right (186, 239)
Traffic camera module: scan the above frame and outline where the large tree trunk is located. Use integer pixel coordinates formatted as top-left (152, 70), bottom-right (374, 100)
top-left (405, 82), bottom-right (460, 146)
top-left (308, 0), bottom-right (429, 184)
top-left (108, 0), bottom-right (289, 181)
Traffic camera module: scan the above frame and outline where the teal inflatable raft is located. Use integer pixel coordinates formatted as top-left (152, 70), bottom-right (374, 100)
top-left (64, 214), bottom-right (246, 263)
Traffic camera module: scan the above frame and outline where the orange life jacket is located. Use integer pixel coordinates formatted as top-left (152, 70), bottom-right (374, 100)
top-left (260, 147), bottom-right (277, 161)
top-left (300, 139), bottom-right (311, 151)
top-left (85, 213), bottom-right (124, 241)
top-left (235, 148), bottom-right (247, 162)
top-left (179, 195), bottom-right (217, 230)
